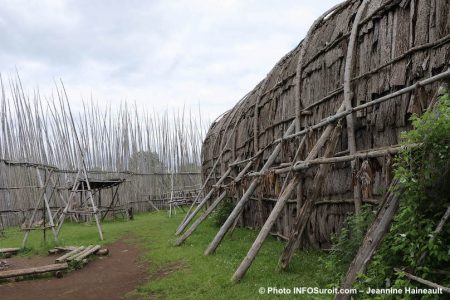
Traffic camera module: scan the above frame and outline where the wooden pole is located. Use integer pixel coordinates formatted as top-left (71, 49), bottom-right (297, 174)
top-left (335, 179), bottom-right (403, 300)
top-left (273, 144), bottom-right (408, 174)
top-left (0, 263), bottom-right (68, 279)
top-left (22, 169), bottom-right (54, 248)
top-left (343, 0), bottom-right (368, 214)
top-left (393, 268), bottom-right (450, 294)
top-left (176, 167), bottom-right (231, 235)
top-left (36, 168), bottom-right (58, 242)
top-left (231, 176), bottom-right (301, 282)
top-left (55, 246), bottom-right (85, 263)
top-left (73, 245), bottom-right (101, 262)
top-left (204, 120), bottom-right (296, 256)
top-left (175, 191), bottom-right (227, 246)
top-left (278, 122), bottom-right (342, 270)
top-left (176, 155), bottom-right (257, 244)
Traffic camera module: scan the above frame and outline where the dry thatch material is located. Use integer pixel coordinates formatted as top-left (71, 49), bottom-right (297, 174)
top-left (201, 0), bottom-right (450, 249)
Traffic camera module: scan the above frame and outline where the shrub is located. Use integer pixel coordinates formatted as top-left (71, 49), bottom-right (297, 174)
top-left (324, 205), bottom-right (376, 284)
top-left (210, 197), bottom-right (235, 227)
top-left (355, 91), bottom-right (450, 297)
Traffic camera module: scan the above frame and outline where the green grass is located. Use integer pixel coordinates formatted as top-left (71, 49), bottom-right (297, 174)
top-left (1, 211), bottom-right (334, 299)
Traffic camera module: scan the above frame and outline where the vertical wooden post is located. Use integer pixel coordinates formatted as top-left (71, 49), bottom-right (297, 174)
top-left (343, 0), bottom-right (368, 214)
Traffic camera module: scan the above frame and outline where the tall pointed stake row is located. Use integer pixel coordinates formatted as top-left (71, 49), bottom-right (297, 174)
top-left (56, 83), bottom-right (104, 240)
top-left (204, 120), bottom-right (296, 256)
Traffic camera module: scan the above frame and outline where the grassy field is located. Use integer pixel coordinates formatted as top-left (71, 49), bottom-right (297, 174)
top-left (1, 211), bottom-right (334, 299)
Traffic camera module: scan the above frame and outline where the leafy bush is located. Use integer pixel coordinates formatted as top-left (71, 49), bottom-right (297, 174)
top-left (210, 197), bottom-right (235, 227)
top-left (354, 91), bottom-right (450, 297)
top-left (324, 205), bottom-right (376, 284)
top-left (324, 91), bottom-right (450, 297)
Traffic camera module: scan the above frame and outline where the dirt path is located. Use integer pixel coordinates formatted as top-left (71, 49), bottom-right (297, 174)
top-left (0, 236), bottom-right (148, 300)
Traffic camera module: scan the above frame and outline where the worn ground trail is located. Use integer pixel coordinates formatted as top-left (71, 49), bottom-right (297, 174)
top-left (0, 236), bottom-right (149, 300)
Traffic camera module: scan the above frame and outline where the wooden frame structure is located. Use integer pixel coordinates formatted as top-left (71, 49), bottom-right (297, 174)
top-left (177, 0), bottom-right (450, 287)
top-left (57, 166), bottom-right (104, 240)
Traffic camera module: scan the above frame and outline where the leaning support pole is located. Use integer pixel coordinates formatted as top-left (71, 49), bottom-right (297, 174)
top-left (230, 133), bottom-right (309, 282)
top-left (393, 268), bottom-right (450, 294)
top-left (175, 167), bottom-right (232, 235)
top-left (278, 122), bottom-right (342, 270)
top-left (176, 94), bottom-right (250, 233)
top-left (175, 191), bottom-right (227, 246)
top-left (231, 176), bottom-right (301, 282)
top-left (176, 155), bottom-right (258, 245)
top-left (204, 120), bottom-right (296, 256)
top-left (334, 179), bottom-right (403, 300)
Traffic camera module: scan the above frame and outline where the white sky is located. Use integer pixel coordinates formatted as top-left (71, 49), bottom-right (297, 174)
top-left (0, 0), bottom-right (342, 121)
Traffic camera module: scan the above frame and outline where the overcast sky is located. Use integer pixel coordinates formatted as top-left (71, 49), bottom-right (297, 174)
top-left (0, 0), bottom-right (342, 121)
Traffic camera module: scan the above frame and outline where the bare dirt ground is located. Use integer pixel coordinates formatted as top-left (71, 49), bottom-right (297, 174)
top-left (0, 236), bottom-right (149, 300)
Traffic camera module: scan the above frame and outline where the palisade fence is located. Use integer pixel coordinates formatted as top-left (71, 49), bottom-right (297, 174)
top-left (0, 76), bottom-right (208, 228)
